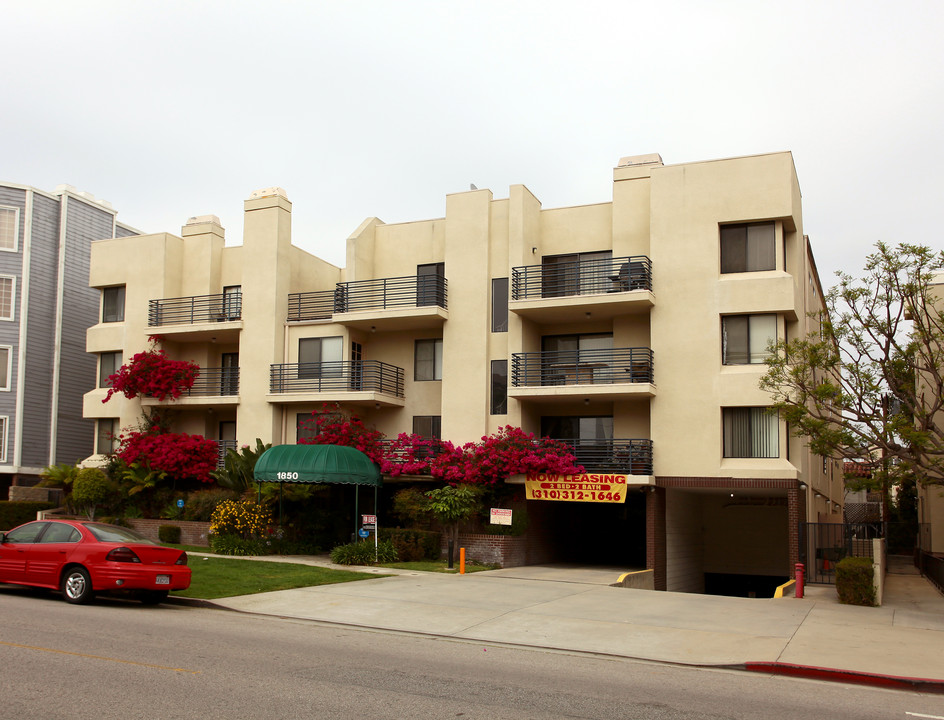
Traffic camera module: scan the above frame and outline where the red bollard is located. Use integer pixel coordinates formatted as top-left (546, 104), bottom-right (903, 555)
top-left (795, 562), bottom-right (805, 598)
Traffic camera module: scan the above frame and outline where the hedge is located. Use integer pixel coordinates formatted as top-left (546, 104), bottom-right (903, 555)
top-left (380, 528), bottom-right (441, 562)
top-left (0, 502), bottom-right (54, 531)
top-left (835, 556), bottom-right (876, 606)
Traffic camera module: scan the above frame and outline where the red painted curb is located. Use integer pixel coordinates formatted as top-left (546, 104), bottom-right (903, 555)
top-left (744, 662), bottom-right (944, 694)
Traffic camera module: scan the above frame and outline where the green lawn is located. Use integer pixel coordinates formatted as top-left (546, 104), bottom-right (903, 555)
top-left (162, 545), bottom-right (497, 599)
top-left (172, 556), bottom-right (378, 599)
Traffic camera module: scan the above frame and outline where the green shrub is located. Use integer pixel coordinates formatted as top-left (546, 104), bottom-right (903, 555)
top-left (0, 502), bottom-right (54, 531)
top-left (210, 534), bottom-right (268, 556)
top-left (380, 528), bottom-right (440, 561)
top-left (330, 539), bottom-right (398, 565)
top-left (835, 556), bottom-right (876, 606)
top-left (38, 463), bottom-right (80, 488)
top-left (183, 488), bottom-right (238, 521)
top-left (158, 524), bottom-right (182, 544)
top-left (71, 468), bottom-right (111, 520)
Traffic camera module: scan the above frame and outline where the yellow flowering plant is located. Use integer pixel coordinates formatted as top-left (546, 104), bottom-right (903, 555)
top-left (209, 499), bottom-right (270, 540)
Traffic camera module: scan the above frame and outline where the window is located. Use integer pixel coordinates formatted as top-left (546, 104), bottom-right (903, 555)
top-left (102, 286), bottom-right (125, 323)
top-left (222, 285), bottom-right (241, 320)
top-left (296, 413), bottom-right (319, 442)
top-left (722, 315), bottom-right (776, 364)
top-left (0, 206), bottom-right (19, 251)
top-left (99, 351), bottom-right (121, 388)
top-left (96, 419), bottom-right (117, 455)
top-left (298, 337), bottom-right (343, 379)
top-left (490, 360), bottom-right (507, 414)
top-left (0, 416), bottom-right (6, 461)
top-left (720, 222), bottom-right (775, 273)
top-left (0, 276), bottom-right (14, 321)
top-left (412, 416), bottom-right (442, 439)
top-left (542, 251), bottom-right (612, 297)
top-left (0, 345), bottom-right (11, 390)
top-left (415, 339), bottom-right (443, 381)
top-left (417, 263), bottom-right (445, 307)
top-left (723, 407), bottom-right (779, 458)
top-left (491, 278), bottom-right (508, 332)
top-left (40, 523), bottom-right (80, 543)
top-left (541, 333), bottom-right (613, 384)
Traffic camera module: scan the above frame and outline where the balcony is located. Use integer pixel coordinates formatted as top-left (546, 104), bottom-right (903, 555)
top-left (140, 367), bottom-right (240, 408)
top-left (217, 440), bottom-right (237, 469)
top-left (510, 256), bottom-right (653, 324)
top-left (509, 347), bottom-right (655, 402)
top-left (288, 275), bottom-right (448, 331)
top-left (555, 438), bottom-right (653, 475)
top-left (147, 292), bottom-right (242, 342)
top-left (267, 360), bottom-right (405, 407)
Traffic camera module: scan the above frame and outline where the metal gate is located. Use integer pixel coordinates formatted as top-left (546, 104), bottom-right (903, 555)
top-left (798, 522), bottom-right (882, 584)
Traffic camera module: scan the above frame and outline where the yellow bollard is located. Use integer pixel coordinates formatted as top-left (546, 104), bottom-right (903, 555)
top-left (459, 547), bottom-right (466, 574)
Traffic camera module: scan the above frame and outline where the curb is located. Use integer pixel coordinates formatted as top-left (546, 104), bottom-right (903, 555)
top-left (743, 662), bottom-right (944, 694)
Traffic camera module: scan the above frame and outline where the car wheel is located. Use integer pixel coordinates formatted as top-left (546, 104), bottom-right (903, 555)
top-left (61, 567), bottom-right (94, 604)
top-left (139, 590), bottom-right (169, 605)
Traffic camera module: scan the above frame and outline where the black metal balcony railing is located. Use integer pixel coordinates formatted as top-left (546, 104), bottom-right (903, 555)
top-left (216, 440), bottom-right (237, 469)
top-left (269, 360), bottom-right (405, 397)
top-left (287, 275), bottom-right (447, 322)
top-left (176, 367), bottom-right (240, 397)
top-left (149, 292), bottom-right (242, 327)
top-left (511, 347), bottom-right (654, 387)
top-left (287, 290), bottom-right (336, 321)
top-left (511, 256), bottom-right (652, 301)
top-left (553, 438), bottom-right (653, 475)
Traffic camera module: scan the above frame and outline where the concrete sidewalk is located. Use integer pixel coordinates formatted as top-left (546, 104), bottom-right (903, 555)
top-left (186, 556), bottom-right (944, 692)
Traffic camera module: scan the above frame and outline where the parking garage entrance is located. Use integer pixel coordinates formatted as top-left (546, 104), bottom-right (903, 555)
top-left (522, 473), bottom-right (647, 567)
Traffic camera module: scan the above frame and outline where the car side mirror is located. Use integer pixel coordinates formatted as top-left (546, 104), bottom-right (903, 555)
top-left (0, 533), bottom-right (6, 543)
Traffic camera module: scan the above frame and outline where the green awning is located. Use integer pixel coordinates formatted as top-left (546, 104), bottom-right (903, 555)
top-left (254, 444), bottom-right (381, 487)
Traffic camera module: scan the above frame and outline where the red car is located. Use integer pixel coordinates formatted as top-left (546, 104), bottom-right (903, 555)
top-left (0, 519), bottom-right (191, 605)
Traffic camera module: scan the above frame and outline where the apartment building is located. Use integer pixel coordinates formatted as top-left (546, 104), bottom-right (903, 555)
top-left (82, 151), bottom-right (842, 592)
top-left (0, 182), bottom-right (138, 495)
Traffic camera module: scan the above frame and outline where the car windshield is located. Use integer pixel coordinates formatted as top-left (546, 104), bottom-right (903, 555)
top-left (85, 523), bottom-right (157, 545)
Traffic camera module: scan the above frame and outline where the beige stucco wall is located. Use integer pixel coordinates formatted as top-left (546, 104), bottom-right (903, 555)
top-left (82, 152), bottom-right (842, 556)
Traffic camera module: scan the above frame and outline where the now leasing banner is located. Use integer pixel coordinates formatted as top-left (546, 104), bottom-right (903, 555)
top-left (525, 472), bottom-right (628, 504)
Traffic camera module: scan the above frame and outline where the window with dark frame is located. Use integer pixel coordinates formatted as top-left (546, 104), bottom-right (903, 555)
top-left (720, 222), bottom-right (775, 273)
top-left (96, 418), bottom-right (117, 455)
top-left (490, 359), bottom-right (507, 414)
top-left (412, 416), bottom-right (442, 439)
top-left (99, 351), bottom-right (122, 387)
top-left (414, 339), bottom-right (443, 381)
top-left (296, 412), bottom-right (320, 442)
top-left (491, 278), bottom-right (508, 332)
top-left (298, 337), bottom-right (342, 379)
top-left (721, 314), bottom-right (776, 365)
top-left (722, 407), bottom-right (779, 458)
top-left (102, 286), bottom-right (125, 323)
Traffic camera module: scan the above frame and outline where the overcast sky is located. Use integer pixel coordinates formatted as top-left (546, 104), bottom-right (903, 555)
top-left (4, 1), bottom-right (943, 284)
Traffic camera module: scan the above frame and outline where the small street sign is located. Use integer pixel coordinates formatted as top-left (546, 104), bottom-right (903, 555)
top-left (357, 528), bottom-right (370, 538)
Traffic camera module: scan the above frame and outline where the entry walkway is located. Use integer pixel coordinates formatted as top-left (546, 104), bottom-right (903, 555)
top-left (189, 556), bottom-right (944, 690)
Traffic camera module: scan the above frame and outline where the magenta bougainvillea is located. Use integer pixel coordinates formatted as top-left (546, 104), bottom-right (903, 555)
top-left (103, 337), bottom-right (199, 403)
top-left (429, 426), bottom-right (584, 486)
top-left (298, 405), bottom-right (582, 485)
top-left (298, 405), bottom-right (385, 461)
top-left (116, 428), bottom-right (219, 483)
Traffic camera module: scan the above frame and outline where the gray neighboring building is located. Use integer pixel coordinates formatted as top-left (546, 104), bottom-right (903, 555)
top-left (0, 182), bottom-right (138, 493)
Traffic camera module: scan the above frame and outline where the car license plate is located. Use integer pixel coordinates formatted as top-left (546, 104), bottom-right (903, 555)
top-left (155, 575), bottom-right (170, 585)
